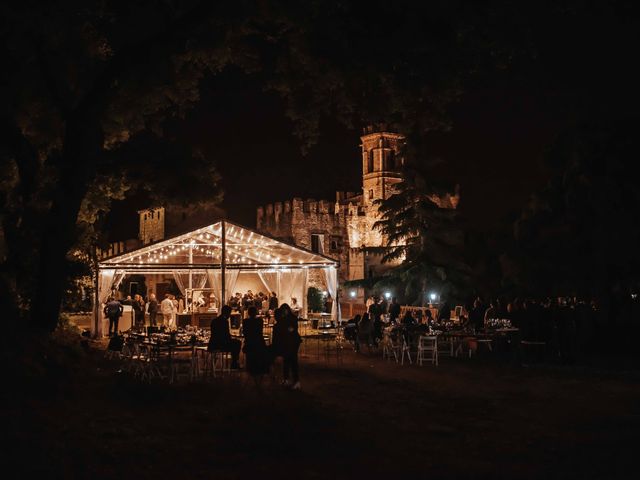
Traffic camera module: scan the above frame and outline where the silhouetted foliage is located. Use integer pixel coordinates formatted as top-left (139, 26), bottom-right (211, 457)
top-left (503, 119), bottom-right (640, 297)
top-left (372, 165), bottom-right (471, 304)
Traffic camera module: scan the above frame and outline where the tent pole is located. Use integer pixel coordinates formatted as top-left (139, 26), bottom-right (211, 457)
top-left (189, 246), bottom-right (193, 288)
top-left (94, 255), bottom-right (99, 338)
top-left (221, 220), bottom-right (226, 306)
top-left (334, 267), bottom-right (340, 323)
top-left (276, 270), bottom-right (281, 306)
top-left (188, 245), bottom-right (193, 311)
top-left (302, 268), bottom-right (308, 319)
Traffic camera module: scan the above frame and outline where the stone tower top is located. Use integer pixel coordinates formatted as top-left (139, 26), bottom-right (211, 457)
top-left (360, 128), bottom-right (405, 205)
top-left (138, 207), bottom-right (165, 245)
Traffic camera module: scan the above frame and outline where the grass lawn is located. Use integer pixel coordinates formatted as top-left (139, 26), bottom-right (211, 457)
top-left (4, 340), bottom-right (640, 479)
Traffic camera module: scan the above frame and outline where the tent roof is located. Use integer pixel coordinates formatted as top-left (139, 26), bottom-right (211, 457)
top-left (98, 220), bottom-right (337, 270)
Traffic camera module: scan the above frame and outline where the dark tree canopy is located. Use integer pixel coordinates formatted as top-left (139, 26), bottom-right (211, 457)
top-left (2, 0), bottom-right (639, 330)
top-left (503, 119), bottom-right (640, 297)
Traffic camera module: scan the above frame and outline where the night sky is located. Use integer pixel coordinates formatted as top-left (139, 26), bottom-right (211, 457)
top-left (108, 69), bottom-right (556, 239)
top-left (106, 1), bottom-right (640, 241)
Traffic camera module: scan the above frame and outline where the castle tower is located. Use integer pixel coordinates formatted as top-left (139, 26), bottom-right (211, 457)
top-left (360, 126), bottom-right (404, 206)
top-left (138, 207), bottom-right (165, 245)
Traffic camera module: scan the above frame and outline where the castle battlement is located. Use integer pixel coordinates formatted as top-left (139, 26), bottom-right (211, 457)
top-left (257, 197), bottom-right (340, 232)
top-left (255, 128), bottom-right (457, 286)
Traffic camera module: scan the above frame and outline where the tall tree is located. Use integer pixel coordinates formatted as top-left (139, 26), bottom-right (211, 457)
top-left (3, 0), bottom-right (588, 330)
top-left (372, 165), bottom-right (470, 303)
top-left (1, 1), bottom-right (249, 331)
top-left (504, 119), bottom-right (640, 297)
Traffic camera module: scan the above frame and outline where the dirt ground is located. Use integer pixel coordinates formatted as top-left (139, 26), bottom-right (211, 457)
top-left (4, 341), bottom-right (640, 479)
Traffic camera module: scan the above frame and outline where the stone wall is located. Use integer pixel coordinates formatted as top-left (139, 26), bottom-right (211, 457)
top-left (257, 198), bottom-right (350, 283)
top-left (138, 207), bottom-right (165, 245)
top-left (255, 128), bottom-right (458, 292)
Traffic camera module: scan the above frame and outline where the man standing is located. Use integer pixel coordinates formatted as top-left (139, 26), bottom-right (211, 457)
top-left (268, 291), bottom-right (278, 311)
top-left (208, 305), bottom-right (241, 369)
top-left (389, 297), bottom-right (401, 323)
top-left (161, 293), bottom-right (175, 327)
top-left (147, 293), bottom-right (159, 326)
top-left (103, 297), bottom-right (123, 337)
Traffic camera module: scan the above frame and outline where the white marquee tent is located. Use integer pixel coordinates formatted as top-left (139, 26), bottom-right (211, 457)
top-left (95, 220), bottom-right (339, 336)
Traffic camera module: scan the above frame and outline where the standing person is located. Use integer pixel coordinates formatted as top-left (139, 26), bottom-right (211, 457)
top-left (290, 297), bottom-right (301, 317)
top-left (469, 298), bottom-right (486, 332)
top-left (229, 293), bottom-right (239, 310)
top-left (171, 295), bottom-right (179, 326)
top-left (242, 292), bottom-right (251, 318)
top-left (272, 304), bottom-right (302, 389)
top-left (208, 305), bottom-right (241, 369)
top-left (161, 293), bottom-right (175, 327)
top-left (439, 301), bottom-right (451, 323)
top-left (324, 293), bottom-right (333, 314)
top-left (380, 296), bottom-right (389, 316)
top-left (132, 294), bottom-right (145, 327)
top-left (365, 295), bottom-right (375, 311)
top-left (357, 312), bottom-right (373, 352)
top-left (389, 297), bottom-right (401, 323)
top-left (401, 310), bottom-right (416, 326)
top-left (269, 291), bottom-right (278, 311)
top-left (147, 293), bottom-right (159, 326)
top-left (103, 297), bottom-right (123, 337)
top-left (242, 306), bottom-right (271, 382)
top-left (484, 300), bottom-right (497, 326)
top-left (372, 305), bottom-right (384, 347)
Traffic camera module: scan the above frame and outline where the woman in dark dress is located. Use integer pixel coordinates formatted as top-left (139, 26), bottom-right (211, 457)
top-left (272, 304), bottom-right (302, 389)
top-left (242, 306), bottom-right (271, 380)
top-left (132, 294), bottom-right (145, 327)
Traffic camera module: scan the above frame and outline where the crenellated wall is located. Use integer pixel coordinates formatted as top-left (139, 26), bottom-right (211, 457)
top-left (255, 127), bottom-right (459, 292)
top-left (257, 197), bottom-right (351, 283)
top-left (139, 207), bottom-right (165, 245)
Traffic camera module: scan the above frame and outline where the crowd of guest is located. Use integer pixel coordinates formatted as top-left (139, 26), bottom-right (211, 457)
top-left (208, 303), bottom-right (302, 389)
top-left (106, 286), bottom-right (623, 374)
top-left (345, 293), bottom-right (607, 363)
top-left (462, 296), bottom-right (600, 363)
top-left (229, 290), bottom-right (279, 317)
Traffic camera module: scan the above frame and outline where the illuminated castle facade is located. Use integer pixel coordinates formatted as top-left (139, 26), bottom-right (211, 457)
top-left (256, 127), bottom-right (459, 289)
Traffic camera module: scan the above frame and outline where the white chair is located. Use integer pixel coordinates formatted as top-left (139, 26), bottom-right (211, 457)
top-left (401, 335), bottom-right (414, 365)
top-left (382, 331), bottom-right (400, 362)
top-left (417, 335), bottom-right (438, 366)
top-left (195, 348), bottom-right (230, 379)
top-left (211, 350), bottom-right (232, 377)
top-left (168, 345), bottom-right (198, 383)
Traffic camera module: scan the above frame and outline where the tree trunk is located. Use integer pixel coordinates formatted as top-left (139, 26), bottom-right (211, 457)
top-left (30, 111), bottom-right (102, 332)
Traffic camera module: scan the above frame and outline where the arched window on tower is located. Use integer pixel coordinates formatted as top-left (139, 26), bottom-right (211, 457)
top-left (367, 150), bottom-right (374, 173)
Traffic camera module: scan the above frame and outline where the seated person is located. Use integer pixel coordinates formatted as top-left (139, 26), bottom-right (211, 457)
top-left (343, 314), bottom-right (360, 343)
top-left (424, 309), bottom-right (434, 327)
top-left (401, 310), bottom-right (417, 326)
top-left (208, 305), bottom-right (241, 369)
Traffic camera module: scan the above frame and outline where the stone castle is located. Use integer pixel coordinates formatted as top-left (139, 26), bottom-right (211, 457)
top-left (101, 126), bottom-right (458, 301)
top-left (256, 127), bottom-right (459, 290)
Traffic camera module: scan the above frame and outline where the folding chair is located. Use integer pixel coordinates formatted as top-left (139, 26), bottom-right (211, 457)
top-left (417, 335), bottom-right (438, 366)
